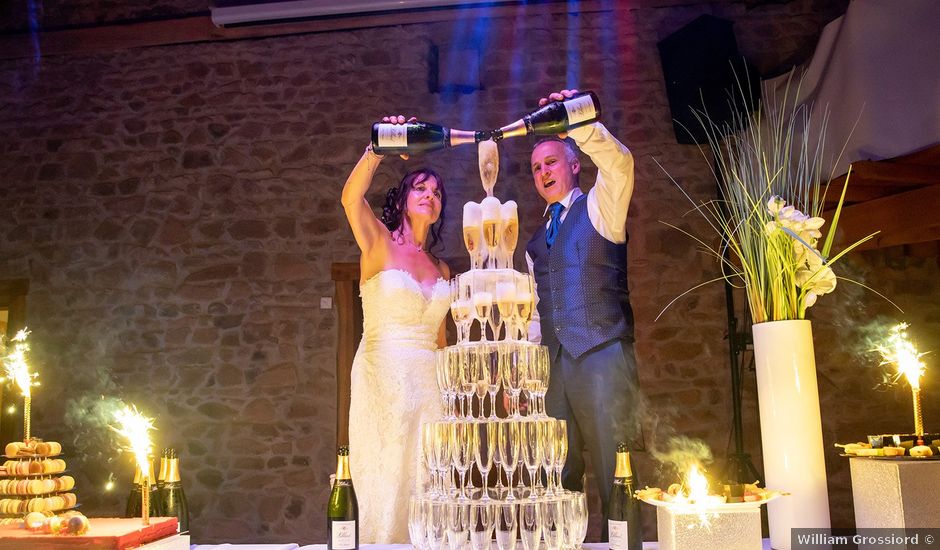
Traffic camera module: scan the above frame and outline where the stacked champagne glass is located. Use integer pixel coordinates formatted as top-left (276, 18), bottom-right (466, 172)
top-left (409, 145), bottom-right (588, 550)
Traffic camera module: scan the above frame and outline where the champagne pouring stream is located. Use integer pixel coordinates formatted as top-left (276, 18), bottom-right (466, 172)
top-left (478, 139), bottom-right (499, 198)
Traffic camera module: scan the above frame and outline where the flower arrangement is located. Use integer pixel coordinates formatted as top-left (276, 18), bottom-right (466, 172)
top-left (658, 74), bottom-right (882, 324)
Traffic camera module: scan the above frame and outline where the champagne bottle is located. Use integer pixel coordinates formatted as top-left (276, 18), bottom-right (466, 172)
top-left (371, 122), bottom-right (490, 156)
top-left (125, 461), bottom-right (163, 518)
top-left (159, 448), bottom-right (190, 533)
top-left (492, 91), bottom-right (601, 140)
top-left (157, 448), bottom-right (170, 491)
top-left (608, 442), bottom-right (642, 550)
top-left (327, 446), bottom-right (359, 550)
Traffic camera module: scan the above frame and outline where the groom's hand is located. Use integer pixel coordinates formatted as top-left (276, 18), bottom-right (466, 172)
top-left (537, 89), bottom-right (579, 139)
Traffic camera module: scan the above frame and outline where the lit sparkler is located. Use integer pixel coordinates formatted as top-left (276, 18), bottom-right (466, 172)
top-left (2, 329), bottom-right (39, 440)
top-left (876, 323), bottom-right (928, 442)
top-left (112, 405), bottom-right (156, 524)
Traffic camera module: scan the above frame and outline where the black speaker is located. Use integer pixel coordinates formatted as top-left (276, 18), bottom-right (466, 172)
top-left (658, 15), bottom-right (760, 144)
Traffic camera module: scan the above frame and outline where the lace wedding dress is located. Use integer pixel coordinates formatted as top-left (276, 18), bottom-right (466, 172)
top-left (348, 269), bottom-right (449, 543)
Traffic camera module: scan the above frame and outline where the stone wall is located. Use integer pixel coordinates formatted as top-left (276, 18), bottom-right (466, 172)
top-left (2, 0), bottom-right (938, 544)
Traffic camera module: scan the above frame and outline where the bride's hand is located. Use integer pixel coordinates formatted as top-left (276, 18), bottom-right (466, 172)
top-left (381, 115), bottom-right (418, 159)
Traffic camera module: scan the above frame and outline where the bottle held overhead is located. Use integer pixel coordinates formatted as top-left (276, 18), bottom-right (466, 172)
top-left (371, 122), bottom-right (490, 156)
top-left (492, 90), bottom-right (601, 141)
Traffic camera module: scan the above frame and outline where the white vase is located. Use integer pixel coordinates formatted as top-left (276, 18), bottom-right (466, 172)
top-left (752, 319), bottom-right (830, 550)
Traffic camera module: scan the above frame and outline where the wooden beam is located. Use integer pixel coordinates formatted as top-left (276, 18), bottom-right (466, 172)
top-left (0, 0), bottom-right (627, 60)
top-left (822, 182), bottom-right (906, 206)
top-left (826, 184), bottom-right (940, 251)
top-left (845, 160), bottom-right (940, 186)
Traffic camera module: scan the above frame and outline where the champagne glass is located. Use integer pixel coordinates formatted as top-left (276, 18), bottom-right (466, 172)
top-left (450, 278), bottom-right (473, 344)
top-left (464, 202), bottom-right (483, 270)
top-left (571, 492), bottom-right (588, 549)
top-left (473, 272), bottom-right (494, 342)
top-left (540, 498), bottom-right (563, 550)
top-left (441, 349), bottom-right (462, 420)
top-left (500, 201), bottom-right (518, 270)
top-left (410, 496), bottom-right (428, 550)
top-left (553, 420), bottom-right (568, 495)
top-left (459, 347), bottom-right (476, 420)
top-left (522, 420), bottom-right (543, 497)
top-left (474, 422), bottom-right (495, 501)
top-left (446, 501), bottom-right (469, 550)
top-left (514, 274), bottom-right (534, 341)
top-left (539, 419), bottom-right (557, 496)
top-left (427, 501), bottom-right (447, 550)
top-left (448, 348), bottom-right (464, 420)
top-left (484, 344), bottom-right (502, 421)
top-left (561, 493), bottom-right (586, 550)
top-left (531, 346), bottom-right (550, 418)
top-left (498, 420), bottom-right (521, 500)
top-left (522, 346), bottom-right (540, 418)
top-left (491, 421), bottom-right (504, 494)
top-left (481, 197), bottom-right (502, 270)
top-left (451, 422), bottom-right (474, 501)
top-left (473, 351), bottom-right (488, 420)
top-left (494, 501), bottom-right (517, 550)
top-left (423, 423), bottom-right (441, 497)
top-left (500, 343), bottom-right (526, 418)
top-left (495, 272), bottom-right (516, 341)
top-left (468, 502), bottom-right (495, 550)
top-left (518, 501), bottom-right (542, 550)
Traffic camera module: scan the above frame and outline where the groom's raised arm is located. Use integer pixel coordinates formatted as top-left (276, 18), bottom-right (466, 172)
top-left (570, 122), bottom-right (634, 244)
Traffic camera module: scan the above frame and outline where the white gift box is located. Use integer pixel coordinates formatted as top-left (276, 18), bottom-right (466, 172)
top-left (656, 505), bottom-right (762, 550)
top-left (849, 457), bottom-right (940, 528)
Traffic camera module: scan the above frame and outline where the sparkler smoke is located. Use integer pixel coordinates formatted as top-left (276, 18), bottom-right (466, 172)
top-left (65, 395), bottom-right (130, 462)
top-left (651, 435), bottom-right (714, 482)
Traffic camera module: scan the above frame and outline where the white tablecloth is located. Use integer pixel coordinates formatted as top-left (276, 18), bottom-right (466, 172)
top-left (192, 542), bottom-right (773, 549)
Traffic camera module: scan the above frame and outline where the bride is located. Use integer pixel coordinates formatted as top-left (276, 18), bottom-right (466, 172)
top-left (341, 115), bottom-right (450, 543)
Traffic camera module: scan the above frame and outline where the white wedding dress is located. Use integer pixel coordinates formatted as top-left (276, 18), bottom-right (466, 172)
top-left (348, 269), bottom-right (449, 543)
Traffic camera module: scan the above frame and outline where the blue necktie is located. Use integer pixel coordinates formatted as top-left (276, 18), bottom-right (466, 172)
top-left (545, 202), bottom-right (564, 249)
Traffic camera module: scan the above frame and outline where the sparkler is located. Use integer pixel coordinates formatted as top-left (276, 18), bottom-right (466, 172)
top-left (876, 323), bottom-right (928, 443)
top-left (3, 329), bottom-right (38, 441)
top-left (112, 405), bottom-right (156, 525)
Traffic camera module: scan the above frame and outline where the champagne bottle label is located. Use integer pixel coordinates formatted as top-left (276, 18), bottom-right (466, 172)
top-left (376, 124), bottom-right (408, 148)
top-left (331, 520), bottom-right (357, 550)
top-left (564, 95), bottom-right (596, 126)
top-left (608, 519), bottom-right (629, 550)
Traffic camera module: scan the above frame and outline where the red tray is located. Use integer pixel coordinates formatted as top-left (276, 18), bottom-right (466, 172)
top-left (0, 516), bottom-right (178, 550)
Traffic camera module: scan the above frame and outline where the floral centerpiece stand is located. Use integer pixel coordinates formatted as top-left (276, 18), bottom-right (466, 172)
top-left (662, 75), bottom-right (879, 550)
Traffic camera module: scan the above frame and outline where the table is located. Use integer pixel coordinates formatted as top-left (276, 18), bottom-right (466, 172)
top-left (191, 541), bottom-right (774, 549)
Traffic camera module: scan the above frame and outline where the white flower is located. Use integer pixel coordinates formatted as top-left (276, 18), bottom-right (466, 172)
top-left (767, 196), bottom-right (787, 215)
top-left (797, 263), bottom-right (837, 296)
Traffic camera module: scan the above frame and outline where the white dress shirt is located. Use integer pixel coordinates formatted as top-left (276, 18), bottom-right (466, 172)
top-left (525, 122), bottom-right (634, 343)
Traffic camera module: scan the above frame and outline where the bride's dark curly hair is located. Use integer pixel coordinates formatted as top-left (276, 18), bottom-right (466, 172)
top-left (380, 168), bottom-right (447, 252)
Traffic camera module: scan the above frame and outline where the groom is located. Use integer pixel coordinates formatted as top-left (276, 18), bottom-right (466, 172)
top-left (525, 89), bottom-right (642, 539)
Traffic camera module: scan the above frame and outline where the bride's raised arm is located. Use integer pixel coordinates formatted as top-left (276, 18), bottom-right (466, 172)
top-left (342, 115), bottom-right (414, 255)
top-left (341, 141), bottom-right (388, 255)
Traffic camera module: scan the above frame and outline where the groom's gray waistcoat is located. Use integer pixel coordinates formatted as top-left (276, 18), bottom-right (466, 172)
top-left (525, 193), bottom-right (634, 360)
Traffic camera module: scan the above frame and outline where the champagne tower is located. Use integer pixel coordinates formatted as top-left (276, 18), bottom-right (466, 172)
top-left (409, 139), bottom-right (588, 550)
